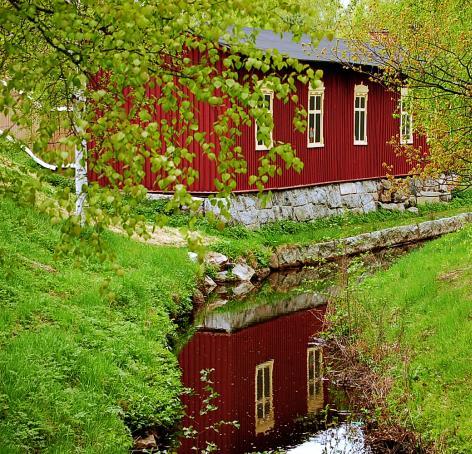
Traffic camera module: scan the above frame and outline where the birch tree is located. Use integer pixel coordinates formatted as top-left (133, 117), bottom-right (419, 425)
top-left (0, 0), bottom-right (328, 256)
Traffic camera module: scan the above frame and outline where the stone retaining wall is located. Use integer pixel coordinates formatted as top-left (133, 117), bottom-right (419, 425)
top-left (269, 212), bottom-right (472, 269)
top-left (200, 177), bottom-right (452, 228)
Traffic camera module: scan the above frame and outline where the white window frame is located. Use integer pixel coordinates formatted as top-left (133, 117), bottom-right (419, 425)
top-left (307, 82), bottom-right (325, 148)
top-left (354, 84), bottom-right (368, 145)
top-left (400, 87), bottom-right (414, 145)
top-left (255, 88), bottom-right (274, 151)
top-left (307, 347), bottom-right (324, 413)
top-left (255, 360), bottom-right (274, 434)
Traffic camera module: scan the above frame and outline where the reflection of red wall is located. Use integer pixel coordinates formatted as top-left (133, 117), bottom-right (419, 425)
top-left (178, 306), bottom-right (327, 453)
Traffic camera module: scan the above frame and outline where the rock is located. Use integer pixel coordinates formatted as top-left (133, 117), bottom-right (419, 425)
top-left (279, 206), bottom-right (294, 219)
top-left (244, 196), bottom-right (257, 208)
top-left (255, 267), bottom-right (271, 281)
top-left (379, 202), bottom-right (405, 211)
top-left (267, 213), bottom-right (471, 269)
top-left (204, 252), bottom-right (228, 268)
top-left (187, 252), bottom-right (198, 263)
top-left (204, 276), bottom-right (217, 293)
top-left (416, 191), bottom-right (443, 204)
top-left (407, 206), bottom-right (419, 214)
top-left (291, 189), bottom-right (310, 207)
top-left (341, 194), bottom-right (362, 208)
top-left (326, 186), bottom-right (342, 208)
top-left (134, 434), bottom-right (157, 450)
top-left (416, 196), bottom-right (440, 204)
top-left (293, 204), bottom-right (315, 221)
top-left (193, 289), bottom-right (205, 305)
top-left (232, 281), bottom-right (255, 297)
top-left (215, 285), bottom-right (229, 295)
top-left (381, 179), bottom-right (392, 190)
top-left (234, 208), bottom-right (258, 226)
top-left (206, 299), bottom-right (228, 311)
top-left (231, 263), bottom-right (255, 281)
top-left (307, 187), bottom-right (327, 204)
top-left (269, 253), bottom-right (279, 269)
top-left (379, 191), bottom-right (392, 203)
top-left (214, 270), bottom-right (237, 283)
top-left (257, 209), bottom-right (276, 224)
top-left (439, 192), bottom-right (452, 202)
top-left (360, 179), bottom-right (379, 193)
top-left (394, 191), bottom-right (408, 203)
top-left (339, 182), bottom-right (357, 195)
top-left (362, 200), bottom-right (377, 213)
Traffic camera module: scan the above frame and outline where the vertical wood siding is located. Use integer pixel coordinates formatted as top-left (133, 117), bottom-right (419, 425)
top-left (178, 306), bottom-right (327, 453)
top-left (88, 55), bottom-right (428, 193)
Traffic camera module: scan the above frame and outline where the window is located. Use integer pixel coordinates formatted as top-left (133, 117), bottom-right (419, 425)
top-left (307, 347), bottom-right (323, 413)
top-left (354, 84), bottom-right (368, 145)
top-left (255, 88), bottom-right (274, 150)
top-left (255, 360), bottom-right (274, 434)
top-left (400, 87), bottom-right (413, 144)
top-left (307, 82), bottom-right (325, 147)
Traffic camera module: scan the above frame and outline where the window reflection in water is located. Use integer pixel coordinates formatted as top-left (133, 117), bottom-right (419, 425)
top-left (255, 360), bottom-right (274, 434)
top-left (307, 346), bottom-right (324, 414)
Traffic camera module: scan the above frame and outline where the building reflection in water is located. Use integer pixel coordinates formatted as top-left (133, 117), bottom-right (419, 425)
top-left (178, 304), bottom-right (327, 453)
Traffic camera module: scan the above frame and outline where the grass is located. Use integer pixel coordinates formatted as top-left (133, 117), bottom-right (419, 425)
top-left (136, 191), bottom-right (472, 266)
top-left (0, 193), bottom-right (197, 452)
top-left (2, 137), bottom-right (471, 451)
top-left (346, 227), bottom-right (472, 453)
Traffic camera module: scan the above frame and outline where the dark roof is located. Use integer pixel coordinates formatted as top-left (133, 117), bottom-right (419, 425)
top-left (228, 28), bottom-right (380, 67)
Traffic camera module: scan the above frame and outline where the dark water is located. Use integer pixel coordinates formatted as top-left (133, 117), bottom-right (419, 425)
top-left (176, 247), bottom-right (417, 453)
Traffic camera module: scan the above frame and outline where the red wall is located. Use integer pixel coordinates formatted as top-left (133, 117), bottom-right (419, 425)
top-left (234, 64), bottom-right (427, 192)
top-left (89, 56), bottom-right (427, 194)
top-left (178, 306), bottom-right (327, 453)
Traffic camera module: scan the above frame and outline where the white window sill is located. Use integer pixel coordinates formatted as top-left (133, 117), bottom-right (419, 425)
top-left (308, 143), bottom-right (324, 148)
top-left (354, 141), bottom-right (368, 146)
top-left (400, 140), bottom-right (414, 145)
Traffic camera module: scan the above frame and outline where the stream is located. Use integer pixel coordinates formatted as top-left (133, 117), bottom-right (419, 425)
top-left (175, 245), bottom-right (420, 453)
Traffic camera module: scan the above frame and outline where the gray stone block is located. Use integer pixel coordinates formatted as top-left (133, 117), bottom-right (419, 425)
top-left (363, 200), bottom-right (377, 213)
top-left (341, 194), bottom-right (363, 208)
top-left (291, 189), bottom-right (310, 206)
top-left (379, 202), bottom-right (405, 211)
top-left (312, 205), bottom-right (330, 219)
top-left (326, 186), bottom-right (342, 208)
top-left (361, 179), bottom-right (379, 193)
top-left (234, 208), bottom-right (259, 226)
top-left (307, 186), bottom-right (327, 204)
top-left (280, 206), bottom-right (294, 219)
top-left (293, 204), bottom-right (315, 221)
top-left (340, 182), bottom-right (357, 195)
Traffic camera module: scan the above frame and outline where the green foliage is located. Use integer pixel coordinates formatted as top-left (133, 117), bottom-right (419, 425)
top-left (0, 194), bottom-right (197, 452)
top-left (346, 227), bottom-right (472, 452)
top-left (180, 368), bottom-right (240, 453)
top-left (345, 0), bottom-right (472, 185)
top-left (0, 0), bottom-right (332, 255)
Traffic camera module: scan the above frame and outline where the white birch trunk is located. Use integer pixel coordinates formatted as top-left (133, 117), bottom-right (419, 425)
top-left (74, 91), bottom-right (88, 224)
top-left (74, 138), bottom-right (87, 223)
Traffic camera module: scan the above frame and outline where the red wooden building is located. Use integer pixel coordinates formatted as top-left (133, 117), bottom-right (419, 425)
top-left (89, 29), bottom-right (425, 195)
top-left (178, 305), bottom-right (327, 453)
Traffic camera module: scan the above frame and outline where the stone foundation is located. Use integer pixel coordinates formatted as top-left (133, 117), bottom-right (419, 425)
top-left (201, 177), bottom-right (452, 228)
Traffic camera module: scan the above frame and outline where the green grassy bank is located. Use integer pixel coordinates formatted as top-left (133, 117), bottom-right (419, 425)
top-left (138, 191), bottom-right (472, 266)
top-left (0, 193), bottom-right (197, 452)
top-left (347, 227), bottom-right (472, 453)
